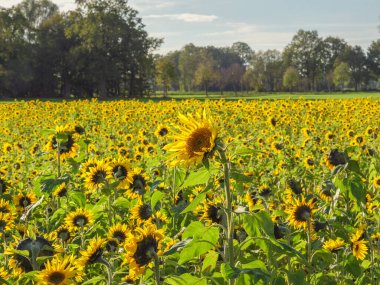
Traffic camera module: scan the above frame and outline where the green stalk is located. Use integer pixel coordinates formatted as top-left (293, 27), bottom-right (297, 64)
top-left (57, 141), bottom-right (61, 178)
top-left (217, 147), bottom-right (235, 285)
top-left (150, 249), bottom-right (161, 285)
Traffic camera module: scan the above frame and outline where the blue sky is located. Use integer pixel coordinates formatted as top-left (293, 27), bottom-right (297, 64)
top-left (3, 0), bottom-right (380, 53)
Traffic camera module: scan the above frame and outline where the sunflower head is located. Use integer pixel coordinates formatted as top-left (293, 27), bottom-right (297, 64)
top-left (323, 238), bottom-right (345, 252)
top-left (108, 223), bottom-right (129, 245)
top-left (64, 208), bottom-right (94, 232)
top-left (286, 196), bottom-right (316, 230)
top-left (78, 237), bottom-right (106, 267)
top-left (163, 110), bottom-right (218, 167)
top-left (36, 254), bottom-right (78, 285)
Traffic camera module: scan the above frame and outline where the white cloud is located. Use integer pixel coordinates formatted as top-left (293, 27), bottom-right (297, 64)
top-left (145, 13), bottom-right (218, 22)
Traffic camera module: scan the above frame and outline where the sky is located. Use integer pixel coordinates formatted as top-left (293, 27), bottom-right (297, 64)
top-left (2, 0), bottom-right (380, 54)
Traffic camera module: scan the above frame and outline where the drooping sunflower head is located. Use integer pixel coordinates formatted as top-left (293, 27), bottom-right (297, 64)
top-left (163, 110), bottom-right (218, 167)
top-left (319, 181), bottom-right (335, 202)
top-left (64, 208), bottom-right (94, 232)
top-left (286, 196), bottom-right (316, 230)
top-left (323, 237), bottom-right (345, 252)
top-left (326, 149), bottom-right (348, 170)
top-left (35, 254), bottom-right (78, 285)
top-left (77, 237), bottom-right (106, 267)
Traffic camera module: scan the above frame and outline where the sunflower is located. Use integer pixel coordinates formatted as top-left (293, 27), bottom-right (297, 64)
top-left (45, 129), bottom-right (79, 160)
top-left (352, 240), bottom-right (368, 260)
top-left (245, 191), bottom-right (261, 211)
top-left (130, 201), bottom-right (153, 224)
top-left (325, 149), bottom-right (348, 170)
top-left (304, 156), bottom-right (315, 170)
top-left (77, 237), bottom-right (106, 267)
top-left (14, 192), bottom-right (37, 212)
top-left (84, 160), bottom-right (112, 191)
top-left (373, 176), bottom-right (380, 189)
top-left (35, 255), bottom-right (78, 285)
top-left (286, 196), bottom-right (316, 230)
top-left (323, 238), bottom-right (345, 252)
top-left (154, 125), bottom-right (169, 138)
top-left (54, 183), bottom-right (68, 198)
top-left (123, 224), bottom-right (164, 281)
top-left (118, 146), bottom-right (129, 157)
top-left (107, 223), bottom-right (129, 245)
top-left (54, 225), bottom-right (72, 243)
top-left (163, 110), bottom-right (218, 167)
top-left (80, 158), bottom-right (99, 178)
top-left (124, 168), bottom-right (150, 199)
top-left (110, 158), bottom-right (133, 188)
top-left (197, 200), bottom-right (222, 225)
top-left (318, 181), bottom-right (335, 202)
top-left (0, 198), bottom-right (11, 214)
top-left (0, 212), bottom-right (14, 234)
top-left (0, 177), bottom-right (10, 194)
top-left (0, 267), bottom-right (8, 282)
top-left (64, 208), bottom-right (94, 232)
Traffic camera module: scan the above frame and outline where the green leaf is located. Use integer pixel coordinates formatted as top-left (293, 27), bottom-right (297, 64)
top-left (347, 160), bottom-right (362, 175)
top-left (151, 190), bottom-right (165, 209)
top-left (201, 250), bottom-right (218, 273)
top-left (69, 190), bottom-right (86, 208)
top-left (287, 271), bottom-right (307, 285)
top-left (348, 179), bottom-right (366, 206)
top-left (178, 227), bottom-right (219, 264)
top-left (81, 276), bottom-right (106, 285)
top-left (180, 167), bottom-right (211, 189)
top-left (254, 210), bottom-right (274, 238)
top-left (181, 191), bottom-right (207, 214)
top-left (182, 221), bottom-right (205, 239)
top-left (13, 249), bottom-right (30, 257)
top-left (41, 129), bottom-right (55, 136)
top-left (242, 214), bottom-right (260, 237)
top-left (165, 274), bottom-right (207, 285)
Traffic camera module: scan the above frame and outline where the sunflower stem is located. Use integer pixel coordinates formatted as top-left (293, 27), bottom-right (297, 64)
top-left (151, 249), bottom-right (161, 285)
top-left (306, 217), bottom-right (312, 283)
top-left (217, 147), bottom-right (235, 285)
top-left (57, 141), bottom-right (61, 178)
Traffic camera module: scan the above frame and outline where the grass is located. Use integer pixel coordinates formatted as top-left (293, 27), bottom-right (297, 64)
top-left (2, 91), bottom-right (380, 103)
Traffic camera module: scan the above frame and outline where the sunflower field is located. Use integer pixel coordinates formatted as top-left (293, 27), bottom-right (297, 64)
top-left (0, 98), bottom-right (380, 285)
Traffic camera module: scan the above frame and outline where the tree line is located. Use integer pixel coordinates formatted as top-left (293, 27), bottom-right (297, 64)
top-left (156, 32), bottom-right (380, 95)
top-left (0, 0), bottom-right (379, 98)
top-left (0, 0), bottom-right (161, 99)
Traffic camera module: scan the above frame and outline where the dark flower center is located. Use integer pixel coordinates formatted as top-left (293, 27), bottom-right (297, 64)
top-left (73, 215), bottom-right (88, 227)
top-left (19, 197), bottom-right (31, 208)
top-left (112, 231), bottom-right (126, 243)
top-left (207, 205), bottom-right (221, 223)
top-left (48, 271), bottom-right (66, 284)
top-left (138, 204), bottom-right (153, 220)
top-left (307, 158), bottom-right (314, 166)
top-left (133, 235), bottom-right (158, 266)
top-left (295, 205), bottom-right (311, 222)
top-left (57, 228), bottom-right (71, 242)
top-left (113, 165), bottom-right (127, 180)
top-left (132, 175), bottom-right (146, 195)
top-left (91, 170), bottom-right (107, 184)
top-left (159, 128), bottom-right (168, 136)
top-left (186, 128), bottom-right (212, 157)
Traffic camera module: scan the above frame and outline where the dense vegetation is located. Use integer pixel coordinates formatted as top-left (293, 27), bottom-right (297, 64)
top-left (0, 0), bottom-right (379, 99)
top-left (0, 99), bottom-right (379, 284)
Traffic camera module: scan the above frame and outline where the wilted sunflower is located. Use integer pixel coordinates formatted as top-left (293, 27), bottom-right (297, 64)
top-left (84, 160), bottom-right (112, 191)
top-left (124, 168), bottom-right (149, 199)
top-left (323, 238), bottom-right (345, 252)
top-left (110, 158), bottom-right (133, 188)
top-left (163, 110), bottom-right (217, 167)
top-left (286, 196), bottom-right (316, 230)
top-left (64, 208), bottom-right (94, 232)
top-left (35, 255), bottom-right (78, 285)
top-left (14, 192), bottom-right (37, 212)
top-left (107, 223), bottom-right (129, 245)
top-left (123, 224), bottom-right (164, 281)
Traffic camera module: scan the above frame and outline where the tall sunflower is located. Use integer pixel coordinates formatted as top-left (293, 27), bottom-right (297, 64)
top-left (163, 110), bottom-right (218, 167)
top-left (64, 208), bottom-right (94, 232)
top-left (35, 255), bottom-right (78, 285)
top-left (286, 196), bottom-right (316, 230)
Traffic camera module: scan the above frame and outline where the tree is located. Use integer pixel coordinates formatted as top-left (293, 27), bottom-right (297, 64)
top-left (340, 45), bottom-right (369, 91)
top-left (283, 66), bottom-right (300, 92)
top-left (194, 50), bottom-right (218, 96)
top-left (155, 56), bottom-right (176, 97)
top-left (367, 39), bottom-right (380, 80)
top-left (178, 43), bottom-right (200, 91)
top-left (283, 30), bottom-right (324, 91)
top-left (231, 42), bottom-right (253, 66)
top-left (333, 62), bottom-right (351, 90)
